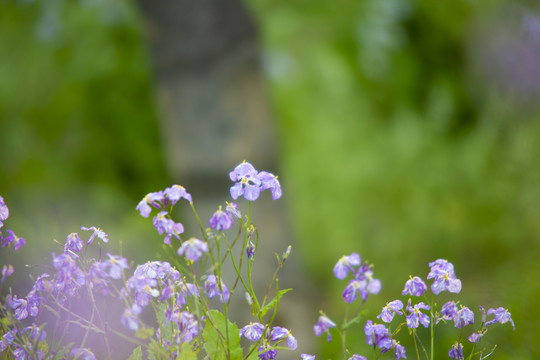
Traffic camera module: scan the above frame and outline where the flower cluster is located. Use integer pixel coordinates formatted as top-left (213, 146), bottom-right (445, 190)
top-left (311, 255), bottom-right (516, 360)
top-left (333, 253), bottom-right (381, 304)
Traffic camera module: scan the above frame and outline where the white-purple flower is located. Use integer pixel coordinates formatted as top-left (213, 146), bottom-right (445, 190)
top-left (348, 355), bottom-right (367, 360)
top-left (64, 232), bottom-right (83, 254)
top-left (178, 238), bottom-right (208, 262)
top-left (81, 226), bottom-right (109, 245)
top-left (454, 306), bottom-right (474, 328)
top-left (229, 161), bottom-right (262, 201)
top-left (1, 264), bottom-right (14, 283)
top-left (136, 191), bottom-right (164, 217)
top-left (153, 211), bottom-right (184, 244)
top-left (439, 301), bottom-right (459, 322)
top-left (164, 184), bottom-right (192, 205)
top-left (486, 307), bottom-right (515, 330)
top-left (0, 195), bottom-right (9, 222)
top-left (333, 253), bottom-right (361, 279)
top-left (209, 206), bottom-right (234, 230)
top-left (402, 276), bottom-right (427, 296)
top-left (468, 331), bottom-right (484, 343)
top-left (104, 253), bottom-right (130, 279)
top-left (204, 275), bottom-right (230, 303)
top-left (448, 342), bottom-right (464, 360)
top-left (240, 322), bottom-right (265, 341)
top-left (406, 301), bottom-right (430, 329)
top-left (364, 320), bottom-right (392, 350)
top-left (270, 327), bottom-right (297, 350)
top-left (427, 259), bottom-right (461, 295)
top-left (377, 300), bottom-right (404, 323)
top-left (258, 171), bottom-right (282, 200)
top-left (313, 315), bottom-right (336, 341)
top-left (301, 355), bottom-right (316, 360)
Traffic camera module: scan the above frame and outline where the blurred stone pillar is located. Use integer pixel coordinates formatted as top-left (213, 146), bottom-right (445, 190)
top-left (136, 0), bottom-right (315, 355)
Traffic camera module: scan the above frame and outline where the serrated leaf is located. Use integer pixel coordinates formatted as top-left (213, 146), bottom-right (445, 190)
top-left (203, 309), bottom-right (242, 360)
top-left (128, 346), bottom-right (143, 360)
top-left (259, 288), bottom-right (291, 318)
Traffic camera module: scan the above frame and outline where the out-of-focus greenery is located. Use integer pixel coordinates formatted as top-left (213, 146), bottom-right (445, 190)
top-left (247, 0), bottom-right (540, 358)
top-left (0, 0), bottom-right (168, 266)
top-left (1, 0), bottom-right (539, 359)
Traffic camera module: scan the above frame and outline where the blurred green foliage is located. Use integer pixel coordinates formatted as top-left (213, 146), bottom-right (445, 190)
top-left (247, 0), bottom-right (540, 358)
top-left (1, 0), bottom-right (539, 359)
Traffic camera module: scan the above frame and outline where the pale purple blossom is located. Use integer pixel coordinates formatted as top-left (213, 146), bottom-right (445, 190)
top-left (270, 327), bottom-right (297, 350)
top-left (402, 276), bottom-right (427, 296)
top-left (136, 191), bottom-right (164, 217)
top-left (454, 306), bottom-right (474, 328)
top-left (468, 332), bottom-right (484, 343)
top-left (81, 226), bottom-right (108, 244)
top-left (240, 322), bottom-right (265, 341)
top-left (348, 355), bottom-right (367, 360)
top-left (258, 171), bottom-right (282, 200)
top-left (427, 259), bottom-right (461, 295)
top-left (364, 320), bottom-right (392, 350)
top-left (164, 184), bottom-right (192, 205)
top-left (313, 315), bottom-right (336, 341)
top-left (204, 275), bottom-right (230, 303)
top-left (406, 301), bottom-right (430, 329)
top-left (229, 161), bottom-right (262, 201)
top-left (209, 206), bottom-right (234, 230)
top-left (486, 307), bottom-right (515, 330)
top-left (178, 238), bottom-right (208, 262)
top-left (1, 264), bottom-right (14, 283)
top-left (448, 342), bottom-right (464, 360)
top-left (64, 232), bottom-right (83, 253)
top-left (377, 300), bottom-right (404, 323)
top-left (333, 253), bottom-right (361, 279)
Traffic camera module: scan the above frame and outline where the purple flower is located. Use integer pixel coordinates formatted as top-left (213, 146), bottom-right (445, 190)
top-left (153, 211), bottom-right (184, 244)
top-left (0, 195), bottom-right (9, 222)
top-left (164, 184), bottom-right (192, 205)
top-left (178, 238), bottom-right (209, 262)
top-left (270, 327), bottom-right (297, 350)
top-left (226, 202), bottom-right (241, 219)
top-left (258, 171), bottom-right (282, 200)
top-left (104, 253), bottom-right (129, 279)
top-left (71, 348), bottom-right (97, 360)
top-left (486, 307), bottom-right (515, 330)
top-left (1, 264), bottom-right (14, 283)
top-left (377, 300), bottom-right (404, 323)
top-left (64, 232), bottom-right (83, 254)
top-left (402, 276), bottom-right (427, 296)
top-left (247, 242), bottom-right (255, 259)
top-left (439, 301), bottom-right (458, 322)
top-left (468, 331), bottom-right (484, 343)
top-left (240, 322), bottom-right (265, 341)
top-left (406, 301), bottom-right (430, 329)
top-left (364, 320), bottom-right (392, 350)
top-left (333, 253), bottom-right (361, 279)
top-left (121, 304), bottom-right (142, 330)
top-left (302, 355), bottom-right (316, 360)
top-left (81, 226), bottom-right (108, 244)
top-left (177, 311), bottom-right (199, 343)
top-left (348, 355), bottom-right (367, 360)
top-left (0, 328), bottom-right (17, 353)
top-left (427, 259), bottom-right (461, 295)
top-left (448, 342), bottom-right (464, 360)
top-left (392, 340), bottom-right (407, 360)
top-left (313, 315), bottom-right (336, 341)
top-left (342, 267), bottom-right (381, 303)
top-left (229, 161), bottom-right (262, 201)
top-left (209, 206), bottom-right (234, 230)
top-left (136, 191), bottom-right (164, 217)
top-left (1, 230), bottom-right (25, 251)
top-left (204, 275), bottom-right (230, 303)
top-left (258, 346), bottom-right (278, 360)
top-left (454, 306), bottom-right (474, 328)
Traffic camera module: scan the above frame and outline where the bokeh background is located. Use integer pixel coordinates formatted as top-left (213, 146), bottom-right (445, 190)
top-left (1, 0), bottom-right (540, 359)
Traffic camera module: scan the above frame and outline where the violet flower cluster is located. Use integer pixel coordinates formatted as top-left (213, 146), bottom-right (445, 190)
top-left (1, 161), bottom-right (297, 360)
top-left (310, 256), bottom-right (515, 360)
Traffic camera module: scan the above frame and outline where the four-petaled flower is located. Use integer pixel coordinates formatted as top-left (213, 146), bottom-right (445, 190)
top-left (270, 327), bottom-right (297, 350)
top-left (204, 275), bottom-right (230, 303)
top-left (448, 342), bottom-right (464, 360)
top-left (364, 320), bottom-right (392, 350)
top-left (406, 301), bottom-right (430, 329)
top-left (209, 206), bottom-right (234, 230)
top-left (240, 322), bottom-right (265, 341)
top-left (230, 161), bottom-right (262, 201)
top-left (427, 259), bottom-right (461, 295)
top-left (81, 226), bottom-right (109, 245)
top-left (64, 232), bottom-right (83, 254)
top-left (258, 171), bottom-right (282, 200)
top-left (377, 300), bottom-right (404, 323)
top-left (333, 253), bottom-right (361, 279)
top-left (486, 307), bottom-right (515, 330)
top-left (313, 315), bottom-right (336, 341)
top-left (402, 276), bottom-right (427, 296)
top-left (178, 238), bottom-right (209, 262)
top-left (454, 306), bottom-right (474, 328)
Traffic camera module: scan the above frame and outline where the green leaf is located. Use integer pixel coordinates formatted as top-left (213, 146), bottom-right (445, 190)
top-left (258, 288), bottom-right (292, 318)
top-left (177, 342), bottom-right (198, 360)
top-left (128, 346), bottom-right (143, 360)
top-left (52, 342), bottom-right (74, 360)
top-left (135, 325), bottom-right (154, 340)
top-left (203, 309), bottom-right (243, 360)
